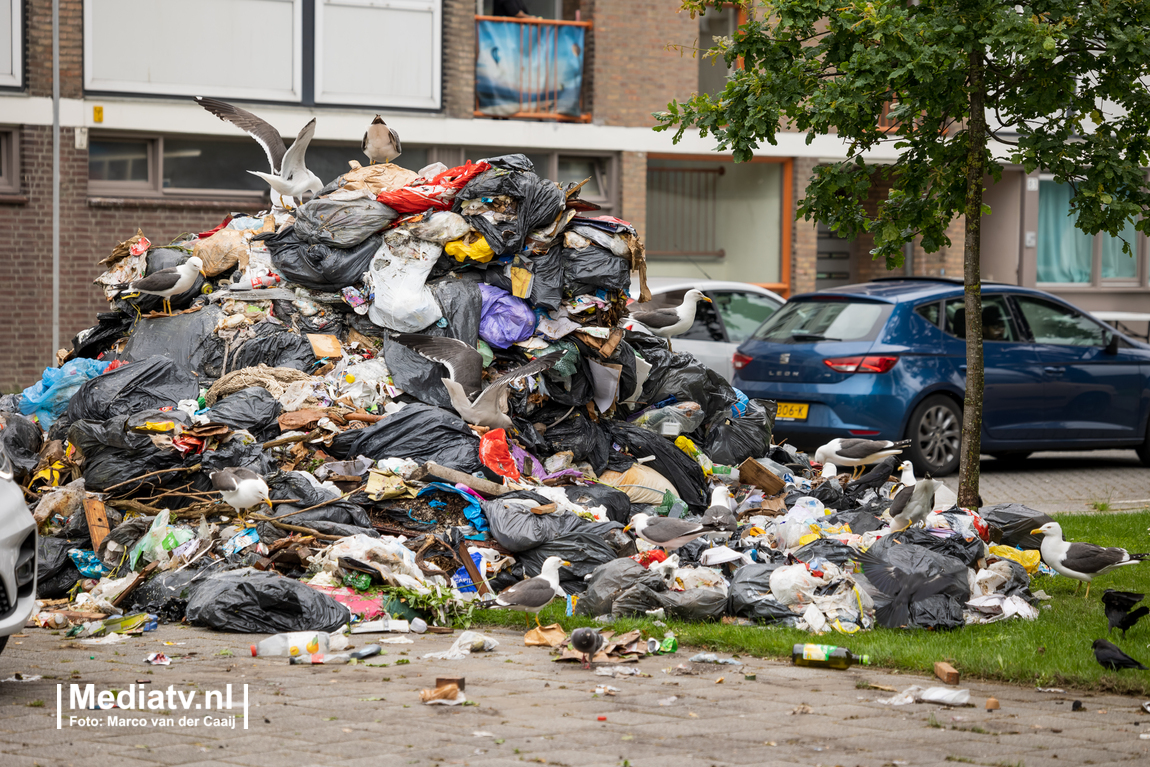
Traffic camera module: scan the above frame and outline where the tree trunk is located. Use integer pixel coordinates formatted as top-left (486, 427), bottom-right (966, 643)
top-left (958, 45), bottom-right (987, 509)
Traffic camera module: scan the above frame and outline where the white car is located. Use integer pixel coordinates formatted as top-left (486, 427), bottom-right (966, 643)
top-left (0, 451), bottom-right (36, 657)
top-left (628, 278), bottom-right (786, 381)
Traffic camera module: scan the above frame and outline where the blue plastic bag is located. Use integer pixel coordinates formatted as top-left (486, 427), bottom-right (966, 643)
top-left (477, 284), bottom-right (535, 349)
top-left (417, 482), bottom-right (489, 534)
top-left (67, 549), bottom-right (108, 578)
top-left (20, 358), bottom-right (112, 428)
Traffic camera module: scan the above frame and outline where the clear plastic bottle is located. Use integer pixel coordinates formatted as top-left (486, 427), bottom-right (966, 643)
top-left (289, 645), bottom-right (382, 665)
top-left (791, 643), bottom-right (870, 670)
top-left (251, 632), bottom-right (330, 658)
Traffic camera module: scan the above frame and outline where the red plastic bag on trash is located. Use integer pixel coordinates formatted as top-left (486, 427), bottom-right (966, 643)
top-left (377, 161), bottom-right (491, 214)
top-left (479, 428), bottom-right (520, 481)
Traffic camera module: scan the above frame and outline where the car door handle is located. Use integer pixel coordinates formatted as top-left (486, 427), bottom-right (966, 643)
top-left (1043, 366), bottom-right (1064, 374)
top-left (959, 365), bottom-right (967, 372)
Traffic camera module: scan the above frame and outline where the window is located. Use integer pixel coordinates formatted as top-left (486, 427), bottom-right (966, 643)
top-left (1015, 296), bottom-right (1107, 347)
top-left (752, 300), bottom-right (888, 344)
top-left (712, 291), bottom-right (782, 344)
top-left (0, 0), bottom-right (21, 88)
top-left (943, 296), bottom-right (1017, 342)
top-left (698, 7), bottom-right (737, 98)
top-left (1037, 179), bottom-right (1144, 285)
top-left (915, 301), bottom-right (941, 327)
top-left (0, 128), bottom-right (19, 194)
top-left (464, 148), bottom-right (617, 211)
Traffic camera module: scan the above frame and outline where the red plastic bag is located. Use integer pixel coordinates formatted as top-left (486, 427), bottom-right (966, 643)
top-left (479, 428), bottom-right (520, 481)
top-left (376, 161), bottom-right (491, 214)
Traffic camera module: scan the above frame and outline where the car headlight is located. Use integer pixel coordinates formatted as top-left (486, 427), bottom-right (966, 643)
top-left (15, 532), bottom-right (35, 588)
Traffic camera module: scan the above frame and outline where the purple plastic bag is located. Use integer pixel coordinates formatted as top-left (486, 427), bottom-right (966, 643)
top-left (477, 283), bottom-right (536, 349)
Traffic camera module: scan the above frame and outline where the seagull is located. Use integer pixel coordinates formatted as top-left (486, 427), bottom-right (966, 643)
top-left (195, 96), bottom-right (322, 208)
top-left (898, 460), bottom-right (917, 487)
top-left (700, 486), bottom-right (737, 532)
top-left (814, 438), bottom-right (912, 479)
top-left (1031, 521), bottom-right (1149, 599)
top-left (625, 513), bottom-right (716, 551)
top-left (210, 467), bottom-right (272, 513)
top-left (391, 334), bottom-right (563, 430)
top-left (362, 115), bottom-right (402, 165)
top-left (844, 456), bottom-right (899, 496)
top-left (492, 556), bottom-right (568, 628)
top-left (627, 289), bottom-right (712, 339)
top-left (1101, 589), bottom-right (1148, 637)
top-left (857, 549), bottom-right (957, 629)
top-left (888, 477), bottom-right (942, 532)
top-left (570, 627), bottom-right (605, 670)
top-left (114, 256), bottom-right (204, 316)
top-left (1091, 638), bottom-right (1148, 671)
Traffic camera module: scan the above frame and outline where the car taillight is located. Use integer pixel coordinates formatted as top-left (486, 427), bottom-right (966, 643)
top-left (733, 352), bottom-right (752, 371)
top-left (823, 355), bottom-right (899, 373)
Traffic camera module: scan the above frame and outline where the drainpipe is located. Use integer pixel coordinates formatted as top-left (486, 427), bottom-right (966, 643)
top-left (51, 0), bottom-right (61, 363)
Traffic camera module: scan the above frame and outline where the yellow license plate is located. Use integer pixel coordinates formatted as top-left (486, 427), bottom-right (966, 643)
top-left (776, 402), bottom-right (809, 420)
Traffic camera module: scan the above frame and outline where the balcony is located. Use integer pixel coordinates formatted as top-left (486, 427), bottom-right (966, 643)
top-left (474, 16), bottom-right (592, 123)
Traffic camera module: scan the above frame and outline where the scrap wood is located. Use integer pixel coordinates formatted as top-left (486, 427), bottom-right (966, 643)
top-left (263, 428), bottom-right (322, 449)
top-left (413, 462), bottom-right (508, 498)
top-left (111, 561), bottom-right (160, 608)
top-left (103, 463), bottom-right (203, 494)
top-left (82, 497), bottom-right (111, 550)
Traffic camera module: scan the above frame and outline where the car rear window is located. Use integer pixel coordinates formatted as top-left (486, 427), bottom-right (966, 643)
top-left (751, 299), bottom-right (889, 344)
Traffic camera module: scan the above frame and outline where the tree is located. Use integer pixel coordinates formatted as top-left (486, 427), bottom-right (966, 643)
top-left (657, 0), bottom-right (1150, 506)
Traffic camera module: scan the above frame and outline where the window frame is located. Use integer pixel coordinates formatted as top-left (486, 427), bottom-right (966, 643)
top-left (0, 127), bottom-right (19, 194)
top-left (940, 294), bottom-right (1023, 343)
top-left (1011, 294), bottom-right (1113, 349)
top-left (88, 133), bottom-right (269, 200)
top-left (0, 0), bottom-right (21, 89)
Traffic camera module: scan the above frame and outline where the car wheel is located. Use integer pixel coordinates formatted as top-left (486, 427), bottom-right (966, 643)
top-left (906, 394), bottom-right (962, 476)
top-left (990, 451), bottom-right (1031, 465)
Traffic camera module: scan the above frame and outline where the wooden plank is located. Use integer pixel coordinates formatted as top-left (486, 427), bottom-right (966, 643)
top-left (110, 561), bottom-right (160, 608)
top-left (457, 541), bottom-right (491, 597)
top-left (738, 458), bottom-right (787, 495)
top-left (83, 497), bottom-right (111, 551)
top-left (934, 661), bottom-right (960, 686)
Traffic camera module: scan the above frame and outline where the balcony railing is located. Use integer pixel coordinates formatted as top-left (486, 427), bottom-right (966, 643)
top-left (474, 16), bottom-right (592, 123)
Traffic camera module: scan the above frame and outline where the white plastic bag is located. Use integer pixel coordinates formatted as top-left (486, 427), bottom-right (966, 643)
top-left (769, 564), bottom-right (824, 606)
top-left (366, 232), bottom-right (443, 332)
top-left (422, 631), bottom-right (499, 660)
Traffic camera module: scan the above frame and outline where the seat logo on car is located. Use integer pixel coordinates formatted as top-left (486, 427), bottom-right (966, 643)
top-left (779, 353), bottom-right (790, 364)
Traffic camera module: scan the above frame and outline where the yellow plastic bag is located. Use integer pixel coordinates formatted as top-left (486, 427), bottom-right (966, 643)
top-left (445, 235), bottom-right (495, 263)
top-left (989, 545), bottom-right (1041, 573)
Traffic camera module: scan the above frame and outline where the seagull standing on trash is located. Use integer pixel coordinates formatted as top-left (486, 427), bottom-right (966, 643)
top-left (1101, 589), bottom-right (1148, 637)
top-left (392, 334), bottom-right (563, 430)
top-left (1091, 638), bottom-right (1148, 670)
top-left (625, 513), bottom-right (717, 551)
top-left (700, 486), bottom-right (737, 532)
top-left (1032, 521), bottom-right (1148, 599)
top-left (887, 477), bottom-right (942, 532)
top-left (362, 115), bottom-right (402, 165)
top-left (113, 256), bottom-right (205, 316)
top-left (195, 96), bottom-right (322, 208)
top-left (570, 627), bottom-right (605, 670)
top-left (492, 556), bottom-right (568, 628)
top-left (627, 289), bottom-right (712, 339)
top-left (210, 468), bottom-right (272, 513)
top-left (814, 438), bottom-right (912, 479)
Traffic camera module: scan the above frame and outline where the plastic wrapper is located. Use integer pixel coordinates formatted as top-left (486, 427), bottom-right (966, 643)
top-left (988, 544), bottom-right (1041, 573)
top-left (0, 412), bottom-right (43, 481)
top-left (769, 564), bottom-right (825, 606)
top-left (293, 198), bottom-right (398, 247)
top-left (366, 230), bottom-right (444, 332)
top-left (258, 226), bottom-right (382, 292)
top-left (979, 504), bottom-right (1054, 550)
top-left (328, 403), bottom-right (482, 474)
top-left (631, 402), bottom-right (705, 438)
top-left (478, 284), bottom-right (536, 349)
top-left (206, 387), bottom-right (282, 442)
top-left (704, 399), bottom-right (777, 465)
top-left (377, 160), bottom-right (491, 214)
top-left (518, 529), bottom-right (621, 594)
top-left (576, 558), bottom-right (666, 617)
top-left (605, 421), bottom-right (709, 512)
top-left (479, 429), bottom-right (519, 480)
top-left (186, 570), bottom-right (350, 633)
top-left (20, 358), bottom-right (112, 428)
top-left (194, 226), bottom-right (256, 277)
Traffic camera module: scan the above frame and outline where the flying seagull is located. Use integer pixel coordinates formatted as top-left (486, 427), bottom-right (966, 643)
top-left (1032, 521), bottom-right (1148, 599)
top-left (888, 477), bottom-right (942, 532)
top-left (195, 96), bottom-right (323, 207)
top-left (1101, 589), bottom-right (1149, 637)
top-left (814, 438), bottom-right (912, 479)
top-left (210, 467), bottom-right (272, 512)
top-left (857, 549), bottom-right (956, 629)
top-left (570, 627), bottom-right (605, 670)
top-left (845, 455), bottom-right (899, 496)
top-left (391, 334), bottom-right (563, 430)
top-left (1091, 638), bottom-right (1148, 671)
top-left (362, 115), bottom-right (402, 165)
top-left (625, 513), bottom-right (717, 551)
top-left (492, 556), bottom-right (568, 628)
top-left (628, 289), bottom-right (713, 339)
top-left (113, 256), bottom-right (204, 316)
top-left (700, 486), bottom-right (737, 532)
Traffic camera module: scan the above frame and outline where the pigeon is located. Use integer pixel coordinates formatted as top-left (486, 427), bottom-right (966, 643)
top-left (392, 334), bottom-right (563, 430)
top-left (625, 513), bottom-right (716, 551)
top-left (195, 96), bottom-right (323, 208)
top-left (888, 477), bottom-right (942, 532)
top-left (1101, 589), bottom-right (1149, 637)
top-left (700, 486), bottom-right (737, 532)
top-left (570, 627), bottom-right (605, 670)
top-left (362, 115), bottom-right (402, 164)
top-left (1032, 522), bottom-right (1148, 599)
top-left (814, 438), bottom-right (912, 479)
top-left (113, 256), bottom-right (204, 316)
top-left (628, 289), bottom-right (712, 339)
top-left (492, 556), bottom-right (568, 628)
top-left (857, 549), bottom-right (956, 629)
top-left (210, 467), bottom-right (272, 512)
top-left (1091, 638), bottom-right (1148, 670)
top-left (844, 456), bottom-right (899, 496)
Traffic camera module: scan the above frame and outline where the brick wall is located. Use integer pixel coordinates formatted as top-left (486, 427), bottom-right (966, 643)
top-left (791, 157), bottom-right (821, 295)
top-left (443, 0), bottom-right (476, 119)
top-left (27, 0), bottom-right (82, 99)
top-left (619, 151), bottom-right (647, 241)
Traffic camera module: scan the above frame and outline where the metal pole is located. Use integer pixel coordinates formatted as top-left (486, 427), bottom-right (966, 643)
top-left (51, 0), bottom-right (61, 363)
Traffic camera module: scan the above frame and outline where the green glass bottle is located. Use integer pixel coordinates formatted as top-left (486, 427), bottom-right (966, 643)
top-left (791, 643), bottom-right (870, 670)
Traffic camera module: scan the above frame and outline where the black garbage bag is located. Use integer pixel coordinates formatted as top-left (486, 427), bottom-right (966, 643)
top-left (128, 560), bottom-right (229, 616)
top-left (117, 248), bottom-right (205, 314)
top-left (328, 404), bottom-right (481, 473)
top-left (562, 484), bottom-right (632, 526)
top-left (186, 570), bottom-right (350, 633)
top-left (293, 198), bottom-right (397, 247)
top-left (535, 409), bottom-right (611, 475)
top-left (576, 559), bottom-right (665, 616)
top-left (37, 537), bottom-right (87, 598)
top-left (455, 165), bottom-right (565, 256)
top-left (483, 496), bottom-right (593, 552)
top-left (117, 305), bottom-right (225, 377)
top-left (861, 541), bottom-right (969, 630)
top-left (605, 421), bottom-right (709, 511)
top-left (258, 226), bottom-right (382, 291)
top-left (528, 244), bottom-right (565, 311)
top-left (97, 516), bottom-right (154, 563)
top-left (879, 527), bottom-right (985, 569)
top-left (518, 529), bottom-right (619, 594)
top-left (979, 504), bottom-right (1053, 550)
top-left (660, 587), bottom-right (729, 621)
top-left (824, 508), bottom-right (886, 535)
top-left (612, 582), bottom-right (665, 616)
top-left (63, 356), bottom-right (199, 432)
top-left (808, 478), bottom-right (845, 509)
top-left (728, 562), bottom-right (796, 623)
top-left (207, 388), bottom-right (282, 442)
top-left (68, 417), bottom-right (183, 493)
top-left (792, 539), bottom-right (860, 569)
top-left (704, 399), bottom-right (777, 465)
top-left (482, 153), bottom-right (536, 172)
top-left (628, 334), bottom-right (739, 421)
top-left (71, 312), bottom-right (132, 360)
top-left (265, 471), bottom-right (372, 528)
top-left (995, 558), bottom-right (1036, 603)
top-left (430, 278), bottom-right (483, 345)
top-left (0, 412), bottom-right (43, 481)
top-left (229, 323), bottom-right (317, 372)
top-left (381, 336), bottom-right (454, 410)
top-left (561, 240), bottom-right (630, 296)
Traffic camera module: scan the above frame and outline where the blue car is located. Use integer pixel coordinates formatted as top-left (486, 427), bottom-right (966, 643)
top-left (732, 278), bottom-right (1150, 475)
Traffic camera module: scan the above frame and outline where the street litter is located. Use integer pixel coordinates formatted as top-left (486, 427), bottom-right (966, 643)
top-left (594, 666), bottom-right (642, 677)
top-left (689, 653), bottom-right (741, 665)
top-left (420, 681), bottom-right (467, 705)
top-left (593, 684), bottom-right (619, 696)
top-left (423, 631), bottom-right (499, 660)
top-left (877, 685), bottom-right (972, 707)
top-left (144, 652), bottom-right (171, 665)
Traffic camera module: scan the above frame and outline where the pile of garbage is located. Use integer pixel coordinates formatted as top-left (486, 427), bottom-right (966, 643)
top-left (3, 152), bottom-right (1045, 639)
